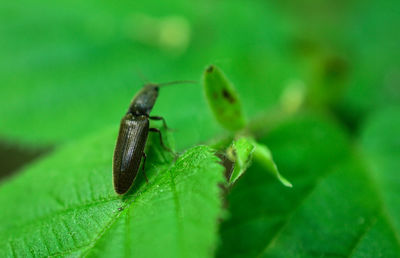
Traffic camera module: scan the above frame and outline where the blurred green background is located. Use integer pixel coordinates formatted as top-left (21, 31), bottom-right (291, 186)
top-left (1, 0), bottom-right (398, 150)
top-left (0, 0), bottom-right (399, 257)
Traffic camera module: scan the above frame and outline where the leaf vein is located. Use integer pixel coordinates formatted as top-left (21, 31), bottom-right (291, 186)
top-left (61, 217), bottom-right (78, 247)
top-left (255, 166), bottom-right (340, 257)
top-left (39, 228), bottom-right (51, 256)
top-left (346, 214), bottom-right (379, 257)
top-left (7, 241), bottom-right (16, 258)
top-left (0, 197), bottom-right (119, 235)
top-left (169, 166), bottom-right (184, 258)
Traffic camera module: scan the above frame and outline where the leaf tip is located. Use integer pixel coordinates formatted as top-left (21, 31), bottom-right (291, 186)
top-left (279, 175), bottom-right (293, 188)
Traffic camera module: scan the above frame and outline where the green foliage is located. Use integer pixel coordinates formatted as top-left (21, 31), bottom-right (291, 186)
top-left (0, 0), bottom-right (397, 146)
top-left (252, 140), bottom-right (292, 188)
top-left (218, 112), bottom-right (400, 257)
top-left (0, 0), bottom-right (399, 257)
top-left (203, 65), bottom-right (246, 132)
top-left (359, 107), bottom-right (400, 250)
top-left (203, 65), bottom-right (291, 187)
top-left (226, 137), bottom-right (255, 184)
top-left (0, 130), bottom-right (224, 257)
top-left (226, 137), bottom-right (291, 187)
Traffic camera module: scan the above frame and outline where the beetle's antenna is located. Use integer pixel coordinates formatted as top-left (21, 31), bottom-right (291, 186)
top-left (157, 80), bottom-right (197, 87)
top-left (134, 69), bottom-right (151, 85)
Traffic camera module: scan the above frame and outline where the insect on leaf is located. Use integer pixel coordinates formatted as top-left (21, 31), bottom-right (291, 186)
top-left (0, 127), bottom-right (225, 258)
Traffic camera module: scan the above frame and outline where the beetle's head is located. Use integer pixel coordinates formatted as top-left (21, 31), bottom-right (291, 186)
top-left (127, 80), bottom-right (195, 116)
top-left (129, 84), bottom-right (159, 116)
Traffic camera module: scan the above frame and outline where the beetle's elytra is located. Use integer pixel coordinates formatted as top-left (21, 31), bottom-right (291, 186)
top-left (113, 114), bottom-right (150, 194)
top-left (113, 81), bottom-right (194, 195)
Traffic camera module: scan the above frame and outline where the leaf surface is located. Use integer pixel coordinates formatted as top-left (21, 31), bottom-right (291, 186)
top-left (0, 128), bottom-right (224, 258)
top-left (218, 112), bottom-right (400, 257)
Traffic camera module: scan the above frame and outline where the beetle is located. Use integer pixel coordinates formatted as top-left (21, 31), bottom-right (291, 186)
top-left (113, 81), bottom-right (194, 195)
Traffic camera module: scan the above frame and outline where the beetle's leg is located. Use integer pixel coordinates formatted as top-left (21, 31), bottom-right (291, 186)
top-left (141, 152), bottom-right (149, 183)
top-left (149, 128), bottom-right (175, 154)
top-left (149, 116), bottom-right (171, 130)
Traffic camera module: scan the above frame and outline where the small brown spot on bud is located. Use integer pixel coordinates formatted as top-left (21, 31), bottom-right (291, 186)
top-left (222, 89), bottom-right (236, 103)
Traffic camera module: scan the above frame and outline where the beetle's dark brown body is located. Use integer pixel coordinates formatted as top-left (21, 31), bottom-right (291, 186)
top-left (113, 84), bottom-right (167, 195)
top-left (113, 82), bottom-right (193, 195)
top-left (113, 114), bottom-right (149, 194)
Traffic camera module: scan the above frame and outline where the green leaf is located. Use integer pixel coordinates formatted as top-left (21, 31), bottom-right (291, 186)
top-left (226, 137), bottom-right (291, 187)
top-left (355, 107), bottom-right (400, 256)
top-left (218, 114), bottom-right (349, 257)
top-left (251, 140), bottom-right (292, 188)
top-left (203, 65), bottom-right (247, 132)
top-left (218, 112), bottom-right (400, 257)
top-left (0, 127), bottom-right (224, 257)
top-left (226, 137), bottom-right (255, 184)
